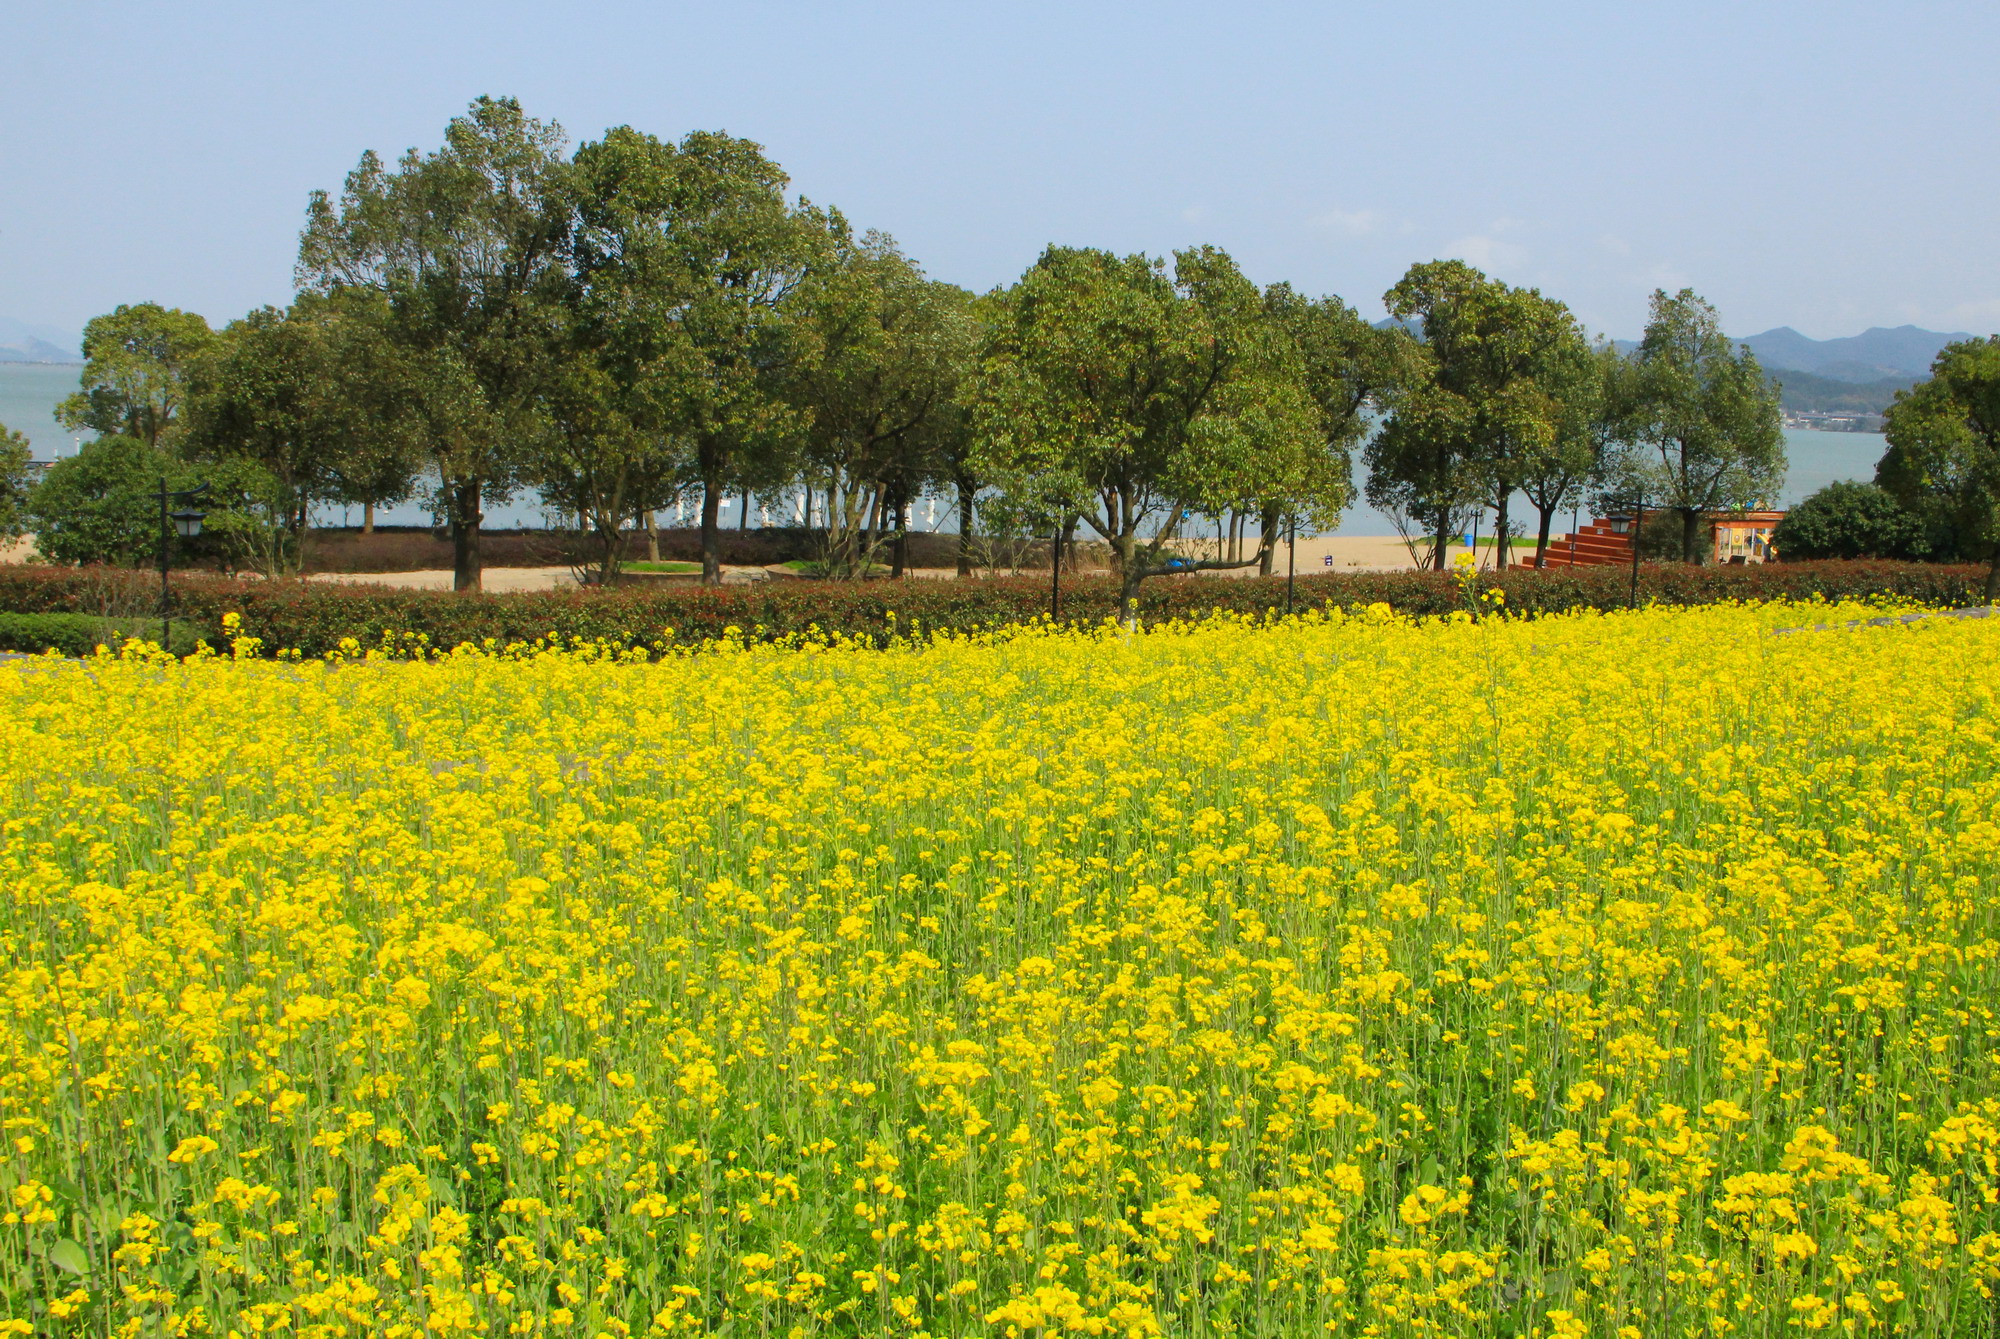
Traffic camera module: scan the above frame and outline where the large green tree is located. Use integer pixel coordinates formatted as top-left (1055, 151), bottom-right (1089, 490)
top-left (1520, 341), bottom-right (1637, 566)
top-left (180, 293), bottom-right (421, 573)
top-left (569, 126), bottom-right (815, 585)
top-left (1257, 285), bottom-right (1399, 574)
top-left (783, 223), bottom-right (975, 577)
top-left (1373, 261), bottom-right (1592, 570)
top-left (24, 435), bottom-right (280, 570)
top-left (971, 245), bottom-right (1321, 604)
top-left (0, 424), bottom-right (32, 542)
top-left (1614, 289), bottom-right (1785, 563)
top-left (1877, 336), bottom-right (2000, 597)
top-left (57, 303), bottom-right (217, 448)
top-left (298, 95), bottom-right (572, 590)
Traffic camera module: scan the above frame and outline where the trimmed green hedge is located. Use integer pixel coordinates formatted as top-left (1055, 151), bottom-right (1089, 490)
top-left (0, 610), bottom-right (205, 657)
top-left (0, 561), bottom-right (1988, 658)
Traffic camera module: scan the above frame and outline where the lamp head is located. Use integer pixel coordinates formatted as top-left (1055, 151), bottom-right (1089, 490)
top-left (171, 509), bottom-right (206, 539)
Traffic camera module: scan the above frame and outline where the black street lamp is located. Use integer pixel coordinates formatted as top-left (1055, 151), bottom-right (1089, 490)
top-left (158, 479), bottom-right (210, 649)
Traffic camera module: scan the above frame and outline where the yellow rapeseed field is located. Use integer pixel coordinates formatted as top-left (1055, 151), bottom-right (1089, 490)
top-left (2, 602), bottom-right (1999, 1338)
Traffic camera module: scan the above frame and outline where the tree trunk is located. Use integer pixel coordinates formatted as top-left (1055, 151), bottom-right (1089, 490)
top-left (1493, 487), bottom-right (1514, 570)
top-left (645, 510), bottom-right (660, 563)
top-left (1061, 514), bottom-right (1078, 573)
top-left (957, 484), bottom-right (975, 577)
top-left (1433, 505), bottom-right (1451, 572)
top-left (739, 487), bottom-right (751, 533)
top-left (362, 500), bottom-right (375, 535)
top-left (700, 481), bottom-right (723, 585)
top-left (450, 477), bottom-right (483, 591)
top-left (1682, 507), bottom-right (1705, 564)
top-left (890, 490), bottom-right (909, 578)
top-left (1533, 503), bottom-right (1555, 569)
top-left (1259, 502), bottom-right (1281, 576)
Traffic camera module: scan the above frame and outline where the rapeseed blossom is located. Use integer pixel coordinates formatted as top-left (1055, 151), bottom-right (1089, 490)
top-left (0, 601), bottom-right (1997, 1335)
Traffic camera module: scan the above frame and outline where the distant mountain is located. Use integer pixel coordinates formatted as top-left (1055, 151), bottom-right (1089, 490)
top-left (1738, 325), bottom-right (1972, 383)
top-left (1765, 367), bottom-right (1912, 415)
top-left (0, 319), bottom-right (80, 363)
top-left (0, 336), bottom-right (79, 364)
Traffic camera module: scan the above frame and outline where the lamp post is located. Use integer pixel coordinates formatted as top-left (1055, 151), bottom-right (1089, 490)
top-left (158, 479), bottom-right (209, 648)
top-left (1627, 493), bottom-right (1645, 611)
top-left (1286, 513), bottom-right (1297, 616)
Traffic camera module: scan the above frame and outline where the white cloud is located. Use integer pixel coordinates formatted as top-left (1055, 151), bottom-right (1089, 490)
top-left (1598, 233), bottom-right (1632, 256)
top-left (1311, 207), bottom-right (1386, 236)
top-left (1442, 234), bottom-right (1528, 273)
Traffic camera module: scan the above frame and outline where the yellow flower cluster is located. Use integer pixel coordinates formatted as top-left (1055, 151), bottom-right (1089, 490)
top-left (1, 601), bottom-right (1998, 1336)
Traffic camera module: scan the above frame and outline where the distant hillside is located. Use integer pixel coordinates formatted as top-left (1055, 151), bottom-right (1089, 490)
top-left (1766, 367), bottom-right (1912, 415)
top-left (1738, 325), bottom-right (1972, 383)
top-left (0, 319), bottom-right (80, 364)
top-left (0, 336), bottom-right (78, 364)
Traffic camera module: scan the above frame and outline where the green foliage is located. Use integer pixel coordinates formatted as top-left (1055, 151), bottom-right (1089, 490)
top-left (299, 96), bottom-right (574, 589)
top-left (0, 561), bottom-right (1983, 660)
top-left (0, 611), bottom-right (203, 657)
top-left (783, 223), bottom-right (976, 577)
top-left (1773, 481), bottom-right (1928, 560)
top-left (1611, 289), bottom-right (1785, 562)
top-left (569, 125), bottom-right (818, 584)
top-left (1370, 261), bottom-right (1600, 569)
top-left (24, 435), bottom-right (286, 570)
top-left (55, 303), bottom-right (218, 447)
top-left (0, 422), bottom-right (31, 540)
top-left (1878, 337), bottom-right (2000, 596)
top-left (971, 245), bottom-right (1324, 601)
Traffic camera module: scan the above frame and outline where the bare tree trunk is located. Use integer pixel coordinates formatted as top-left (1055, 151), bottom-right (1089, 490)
top-left (1433, 505), bottom-right (1451, 571)
top-left (1534, 503), bottom-right (1555, 569)
top-left (700, 481), bottom-right (723, 585)
top-left (645, 510), bottom-right (660, 563)
top-left (362, 500), bottom-right (376, 535)
top-left (1493, 487), bottom-right (1514, 570)
top-left (890, 488), bottom-right (909, 578)
top-left (956, 483), bottom-right (975, 577)
top-left (450, 477), bottom-right (483, 592)
top-left (1259, 502), bottom-right (1281, 576)
top-left (1682, 507), bottom-right (1705, 564)
top-left (1061, 514), bottom-right (1078, 573)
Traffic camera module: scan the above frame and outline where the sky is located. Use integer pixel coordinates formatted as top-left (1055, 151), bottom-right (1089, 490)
top-left (4, 0), bottom-right (1998, 347)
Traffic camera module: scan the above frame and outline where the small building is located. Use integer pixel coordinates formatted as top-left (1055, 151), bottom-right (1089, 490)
top-left (1709, 510), bottom-right (1784, 564)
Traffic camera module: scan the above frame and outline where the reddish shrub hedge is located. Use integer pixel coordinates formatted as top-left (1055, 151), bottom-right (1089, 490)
top-left (0, 561), bottom-right (1986, 657)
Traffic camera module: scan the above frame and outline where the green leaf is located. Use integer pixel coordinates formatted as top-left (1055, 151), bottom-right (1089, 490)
top-left (47, 1237), bottom-right (91, 1276)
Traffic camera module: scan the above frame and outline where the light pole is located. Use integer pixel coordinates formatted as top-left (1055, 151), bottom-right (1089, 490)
top-left (158, 479), bottom-right (210, 648)
top-left (1286, 513), bottom-right (1297, 615)
top-left (1627, 492), bottom-right (1645, 611)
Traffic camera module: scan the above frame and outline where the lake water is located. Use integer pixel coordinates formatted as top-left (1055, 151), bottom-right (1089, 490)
top-left (0, 362), bottom-right (1891, 536)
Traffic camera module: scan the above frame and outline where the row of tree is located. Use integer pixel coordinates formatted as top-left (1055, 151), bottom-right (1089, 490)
top-left (18, 96), bottom-right (1991, 598)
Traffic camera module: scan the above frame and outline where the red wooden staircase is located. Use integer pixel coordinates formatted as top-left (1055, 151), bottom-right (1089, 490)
top-left (1513, 517), bottom-right (1634, 568)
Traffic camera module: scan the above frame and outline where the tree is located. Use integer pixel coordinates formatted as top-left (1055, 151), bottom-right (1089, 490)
top-left (180, 293), bottom-right (420, 574)
top-left (0, 424), bottom-right (31, 541)
top-left (298, 95), bottom-right (572, 590)
top-left (783, 223), bottom-right (975, 578)
top-left (1259, 285), bottom-right (1399, 574)
top-left (57, 303), bottom-right (217, 448)
top-left (25, 435), bottom-right (279, 570)
top-left (1375, 261), bottom-right (1591, 571)
top-left (971, 245), bottom-right (1320, 605)
top-left (569, 126), bottom-right (814, 585)
top-left (1877, 337), bottom-right (2000, 597)
top-left (1614, 289), bottom-right (1784, 563)
top-left (1520, 341), bottom-right (1636, 566)
top-left (1771, 480), bottom-right (1927, 561)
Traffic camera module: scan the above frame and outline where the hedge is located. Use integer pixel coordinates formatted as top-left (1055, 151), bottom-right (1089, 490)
top-left (0, 611), bottom-right (206, 658)
top-left (0, 561), bottom-right (1988, 658)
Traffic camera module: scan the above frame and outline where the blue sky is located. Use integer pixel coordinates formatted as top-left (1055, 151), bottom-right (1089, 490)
top-left (4, 0), bottom-right (1996, 344)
